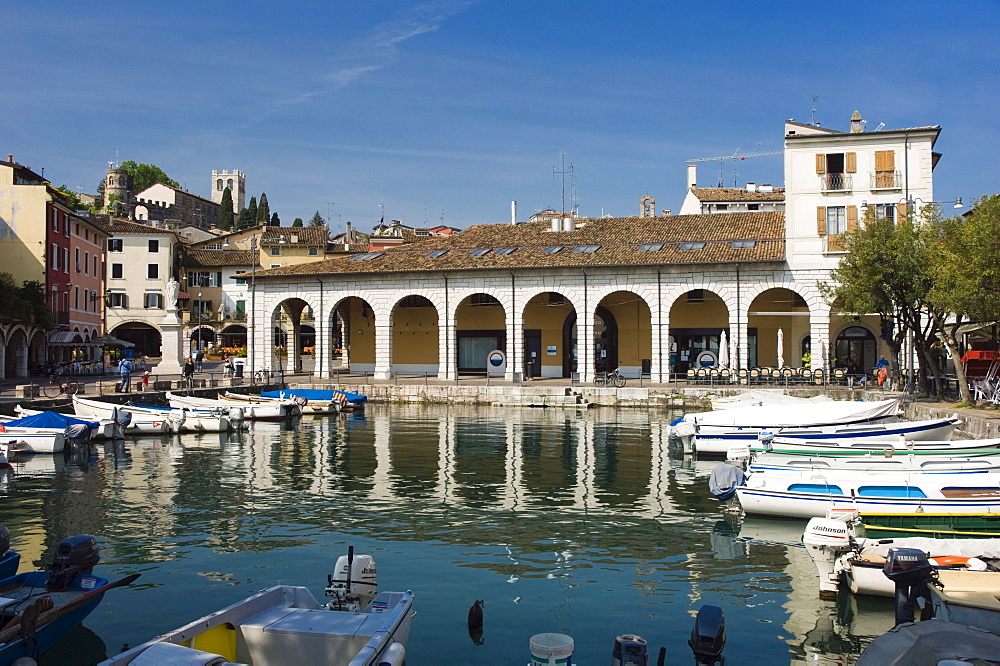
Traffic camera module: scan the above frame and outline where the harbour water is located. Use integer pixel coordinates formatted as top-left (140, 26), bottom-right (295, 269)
top-left (0, 404), bottom-right (896, 664)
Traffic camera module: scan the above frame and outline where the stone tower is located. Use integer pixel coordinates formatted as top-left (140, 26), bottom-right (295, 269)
top-left (212, 170), bottom-right (246, 213)
top-left (104, 165), bottom-right (132, 217)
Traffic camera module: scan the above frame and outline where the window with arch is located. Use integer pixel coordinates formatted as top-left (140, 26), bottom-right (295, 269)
top-left (227, 179), bottom-right (233, 189)
top-left (217, 179), bottom-right (223, 190)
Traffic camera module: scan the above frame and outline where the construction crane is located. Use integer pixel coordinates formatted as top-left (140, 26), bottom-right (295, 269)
top-left (687, 148), bottom-right (783, 187)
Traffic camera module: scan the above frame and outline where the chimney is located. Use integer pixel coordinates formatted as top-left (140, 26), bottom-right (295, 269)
top-left (759, 184), bottom-right (773, 193)
top-left (345, 221), bottom-right (352, 251)
top-left (850, 110), bottom-right (863, 133)
top-left (687, 164), bottom-right (697, 189)
top-left (6, 154), bottom-right (12, 163)
top-left (746, 182), bottom-right (757, 193)
top-left (511, 200), bottom-right (517, 225)
top-left (551, 217), bottom-right (561, 233)
top-left (562, 217), bottom-right (574, 232)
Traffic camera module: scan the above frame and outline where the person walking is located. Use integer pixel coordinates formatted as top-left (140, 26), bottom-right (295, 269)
top-left (140, 370), bottom-right (150, 392)
top-left (195, 348), bottom-right (205, 372)
top-left (182, 357), bottom-right (195, 388)
top-left (117, 357), bottom-right (134, 393)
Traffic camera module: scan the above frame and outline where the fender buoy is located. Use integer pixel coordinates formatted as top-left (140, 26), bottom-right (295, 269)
top-left (0, 424), bottom-right (6, 433)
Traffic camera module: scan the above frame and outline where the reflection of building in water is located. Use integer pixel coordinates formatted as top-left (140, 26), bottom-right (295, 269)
top-left (734, 518), bottom-right (893, 664)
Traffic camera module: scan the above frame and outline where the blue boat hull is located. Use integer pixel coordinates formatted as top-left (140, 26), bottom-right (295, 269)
top-left (0, 553), bottom-right (18, 581)
top-left (0, 571), bottom-right (108, 666)
top-left (262, 389), bottom-right (367, 408)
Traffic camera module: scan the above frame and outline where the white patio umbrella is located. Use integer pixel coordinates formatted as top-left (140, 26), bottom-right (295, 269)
top-left (777, 328), bottom-right (785, 368)
top-left (718, 330), bottom-right (729, 369)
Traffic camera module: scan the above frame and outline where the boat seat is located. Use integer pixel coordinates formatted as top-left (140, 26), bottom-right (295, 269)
top-left (237, 607), bottom-right (382, 665)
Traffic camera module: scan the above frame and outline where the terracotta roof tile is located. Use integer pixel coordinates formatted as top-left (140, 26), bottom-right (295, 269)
top-left (254, 212), bottom-right (785, 279)
top-left (260, 226), bottom-right (329, 245)
top-left (181, 249), bottom-right (255, 268)
top-left (690, 187), bottom-right (785, 202)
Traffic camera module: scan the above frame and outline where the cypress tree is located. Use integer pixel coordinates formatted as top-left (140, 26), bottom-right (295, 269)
top-left (292, 218), bottom-right (304, 227)
top-left (246, 196), bottom-right (258, 228)
top-left (270, 212), bottom-right (280, 226)
top-left (257, 193), bottom-right (270, 225)
top-left (219, 188), bottom-right (234, 231)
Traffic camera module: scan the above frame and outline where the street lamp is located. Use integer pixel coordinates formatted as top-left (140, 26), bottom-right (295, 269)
top-left (249, 235), bottom-right (259, 378)
top-left (197, 291), bottom-right (203, 364)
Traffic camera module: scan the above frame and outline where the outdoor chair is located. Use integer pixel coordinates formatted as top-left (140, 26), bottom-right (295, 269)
top-left (719, 368), bottom-right (732, 383)
top-left (686, 368), bottom-right (696, 383)
top-left (696, 368), bottom-right (709, 383)
top-left (812, 368), bottom-right (825, 384)
top-left (748, 368), bottom-right (760, 384)
top-left (832, 368), bottom-right (846, 384)
top-left (736, 368), bottom-right (748, 384)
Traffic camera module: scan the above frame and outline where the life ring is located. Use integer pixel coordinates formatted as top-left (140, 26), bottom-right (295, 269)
top-left (929, 555), bottom-right (970, 567)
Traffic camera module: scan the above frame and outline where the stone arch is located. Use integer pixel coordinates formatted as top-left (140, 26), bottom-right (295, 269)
top-left (668, 288), bottom-right (730, 374)
top-left (5, 328), bottom-right (27, 378)
top-left (832, 322), bottom-right (878, 377)
top-left (747, 286), bottom-right (811, 368)
top-left (521, 290), bottom-right (577, 378)
top-left (331, 295), bottom-right (376, 373)
top-left (454, 292), bottom-right (507, 375)
top-left (110, 321), bottom-right (163, 357)
top-left (390, 294), bottom-right (439, 375)
top-left (264, 296), bottom-right (313, 374)
top-left (593, 290), bottom-right (653, 378)
top-left (640, 195), bottom-right (655, 217)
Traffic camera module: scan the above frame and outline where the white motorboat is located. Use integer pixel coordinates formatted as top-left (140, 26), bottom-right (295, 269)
top-left (750, 434), bottom-right (1000, 458)
top-left (680, 399), bottom-right (902, 455)
top-left (72, 395), bottom-right (171, 435)
top-left (125, 401), bottom-right (235, 433)
top-left (736, 465), bottom-right (1000, 518)
top-left (167, 392), bottom-right (294, 420)
top-left (223, 390), bottom-right (338, 415)
top-left (0, 426), bottom-right (65, 454)
top-left (803, 509), bottom-right (1000, 600)
top-left (11, 407), bottom-right (117, 440)
top-left (100, 548), bottom-right (414, 666)
top-left (750, 451), bottom-right (1000, 473)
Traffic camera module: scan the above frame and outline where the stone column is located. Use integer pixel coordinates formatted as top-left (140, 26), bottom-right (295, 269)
top-left (505, 299), bottom-right (522, 382)
top-left (373, 313), bottom-right (392, 380)
top-left (437, 304), bottom-right (455, 381)
top-left (578, 304), bottom-right (595, 383)
top-left (809, 305), bottom-right (831, 372)
top-left (313, 306), bottom-right (328, 379)
top-left (155, 309), bottom-right (185, 377)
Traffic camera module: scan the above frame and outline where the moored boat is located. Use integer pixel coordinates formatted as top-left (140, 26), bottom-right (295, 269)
top-left (0, 534), bottom-right (138, 666)
top-left (751, 436), bottom-right (1000, 458)
top-left (125, 402), bottom-right (235, 433)
top-left (261, 388), bottom-right (366, 410)
top-left (100, 547), bottom-right (413, 666)
top-left (12, 407), bottom-right (117, 440)
top-left (0, 425), bottom-right (65, 454)
top-left (72, 396), bottom-right (171, 435)
top-left (750, 452), bottom-right (1000, 474)
top-left (167, 392), bottom-right (294, 420)
top-left (0, 528), bottom-right (18, 581)
top-left (860, 512), bottom-right (1000, 539)
top-left (737, 466), bottom-right (1000, 518)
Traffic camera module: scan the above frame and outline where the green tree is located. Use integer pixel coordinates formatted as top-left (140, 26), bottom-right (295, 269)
top-left (219, 188), bottom-right (234, 231)
top-left (246, 196), bottom-right (258, 229)
top-left (270, 212), bottom-right (280, 226)
top-left (292, 218), bottom-right (304, 227)
top-left (925, 196), bottom-right (1000, 403)
top-left (309, 211), bottom-right (325, 227)
top-left (257, 193), bottom-right (270, 225)
top-left (120, 161), bottom-right (179, 192)
top-left (821, 208), bottom-right (941, 396)
top-left (56, 185), bottom-right (82, 210)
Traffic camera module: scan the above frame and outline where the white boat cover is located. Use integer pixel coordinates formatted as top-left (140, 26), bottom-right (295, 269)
top-left (690, 398), bottom-right (899, 428)
top-left (711, 391), bottom-right (833, 410)
top-left (857, 537), bottom-right (1000, 560)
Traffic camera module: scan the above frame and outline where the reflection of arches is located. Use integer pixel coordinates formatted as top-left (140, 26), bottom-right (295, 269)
top-left (834, 325), bottom-right (876, 376)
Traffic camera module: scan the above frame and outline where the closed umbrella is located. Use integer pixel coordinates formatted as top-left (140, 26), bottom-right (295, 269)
top-left (777, 329), bottom-right (785, 368)
top-left (718, 330), bottom-right (729, 369)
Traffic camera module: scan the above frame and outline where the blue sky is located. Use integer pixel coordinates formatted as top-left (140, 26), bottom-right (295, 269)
top-left (5, 1), bottom-right (998, 234)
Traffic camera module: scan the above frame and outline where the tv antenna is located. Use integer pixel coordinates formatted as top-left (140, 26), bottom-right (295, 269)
top-left (550, 154), bottom-right (575, 216)
top-left (811, 96), bottom-right (819, 126)
top-left (687, 148), bottom-right (782, 187)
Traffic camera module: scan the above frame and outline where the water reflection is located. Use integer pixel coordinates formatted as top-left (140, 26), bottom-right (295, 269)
top-left (0, 404), bottom-right (898, 664)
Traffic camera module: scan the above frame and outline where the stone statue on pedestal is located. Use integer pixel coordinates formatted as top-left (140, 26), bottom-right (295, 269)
top-left (166, 278), bottom-right (180, 310)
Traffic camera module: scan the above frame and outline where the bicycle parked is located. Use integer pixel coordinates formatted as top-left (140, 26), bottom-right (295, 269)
top-left (595, 367), bottom-right (626, 388)
top-left (43, 374), bottom-right (80, 398)
top-left (252, 368), bottom-right (271, 385)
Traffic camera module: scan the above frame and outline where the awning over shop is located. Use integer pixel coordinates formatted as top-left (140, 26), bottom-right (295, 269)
top-left (49, 331), bottom-right (84, 344)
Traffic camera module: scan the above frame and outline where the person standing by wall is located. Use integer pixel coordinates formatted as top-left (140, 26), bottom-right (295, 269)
top-left (195, 348), bottom-right (205, 372)
top-left (183, 357), bottom-right (195, 388)
top-left (118, 357), bottom-right (134, 393)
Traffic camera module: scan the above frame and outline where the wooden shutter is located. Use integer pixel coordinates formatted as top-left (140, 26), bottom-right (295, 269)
top-left (817, 207), bottom-right (827, 235)
top-left (847, 206), bottom-right (858, 232)
top-left (896, 202), bottom-right (908, 223)
top-left (875, 150), bottom-right (895, 171)
top-left (845, 152), bottom-right (856, 173)
top-left (815, 154), bottom-right (826, 174)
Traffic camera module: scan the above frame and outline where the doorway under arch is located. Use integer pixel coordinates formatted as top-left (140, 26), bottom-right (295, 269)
top-left (834, 325), bottom-right (877, 376)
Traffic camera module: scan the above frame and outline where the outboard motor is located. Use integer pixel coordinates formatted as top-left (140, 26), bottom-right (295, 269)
top-left (612, 634), bottom-right (648, 665)
top-left (689, 605), bottom-right (725, 665)
top-left (802, 515), bottom-right (856, 599)
top-left (883, 547), bottom-right (936, 626)
top-left (756, 430), bottom-right (775, 451)
top-left (47, 534), bottom-right (100, 592)
top-left (325, 546), bottom-right (377, 611)
top-left (294, 396), bottom-right (308, 407)
top-left (227, 407), bottom-right (245, 425)
top-left (114, 409), bottom-right (133, 428)
top-left (64, 423), bottom-right (91, 448)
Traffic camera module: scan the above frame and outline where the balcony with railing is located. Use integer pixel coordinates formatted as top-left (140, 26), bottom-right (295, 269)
top-left (871, 170), bottom-right (902, 190)
top-left (823, 234), bottom-right (848, 254)
top-left (820, 173), bottom-right (853, 192)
